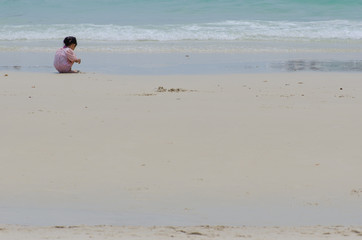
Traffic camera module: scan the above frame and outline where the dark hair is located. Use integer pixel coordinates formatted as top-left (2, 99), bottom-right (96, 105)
top-left (63, 36), bottom-right (77, 47)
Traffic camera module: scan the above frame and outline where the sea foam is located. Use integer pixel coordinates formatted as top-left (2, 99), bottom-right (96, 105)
top-left (1, 20), bottom-right (362, 42)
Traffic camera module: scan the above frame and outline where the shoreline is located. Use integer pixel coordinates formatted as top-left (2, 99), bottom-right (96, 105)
top-left (1, 71), bottom-right (362, 229)
top-left (1, 47), bottom-right (362, 75)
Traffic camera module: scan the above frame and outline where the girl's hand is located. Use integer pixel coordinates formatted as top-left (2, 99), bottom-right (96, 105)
top-left (76, 59), bottom-right (81, 64)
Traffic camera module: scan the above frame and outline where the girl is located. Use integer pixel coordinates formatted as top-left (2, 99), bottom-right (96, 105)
top-left (54, 36), bottom-right (81, 73)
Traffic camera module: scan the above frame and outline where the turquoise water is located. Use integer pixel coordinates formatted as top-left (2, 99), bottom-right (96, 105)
top-left (2, 0), bottom-right (362, 25)
top-left (1, 0), bottom-right (362, 42)
top-left (0, 0), bottom-right (362, 73)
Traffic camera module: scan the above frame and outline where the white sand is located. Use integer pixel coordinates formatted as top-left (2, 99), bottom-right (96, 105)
top-left (0, 71), bottom-right (362, 237)
top-left (1, 225), bottom-right (362, 240)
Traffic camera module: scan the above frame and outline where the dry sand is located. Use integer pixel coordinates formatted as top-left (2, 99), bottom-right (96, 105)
top-left (1, 72), bottom-right (362, 238)
top-left (1, 225), bottom-right (362, 240)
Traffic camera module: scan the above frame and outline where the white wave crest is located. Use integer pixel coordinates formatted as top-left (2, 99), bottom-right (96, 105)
top-left (1, 20), bottom-right (362, 41)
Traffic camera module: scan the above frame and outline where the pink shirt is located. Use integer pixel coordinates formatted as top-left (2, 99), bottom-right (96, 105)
top-left (53, 46), bottom-right (78, 73)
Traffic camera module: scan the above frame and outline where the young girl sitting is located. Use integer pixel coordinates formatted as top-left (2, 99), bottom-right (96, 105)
top-left (54, 36), bottom-right (81, 73)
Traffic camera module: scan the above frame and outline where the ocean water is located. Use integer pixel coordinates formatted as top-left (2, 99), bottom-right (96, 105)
top-left (1, 0), bottom-right (362, 73)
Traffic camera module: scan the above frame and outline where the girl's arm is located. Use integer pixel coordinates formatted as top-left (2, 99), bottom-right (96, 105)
top-left (65, 48), bottom-right (80, 63)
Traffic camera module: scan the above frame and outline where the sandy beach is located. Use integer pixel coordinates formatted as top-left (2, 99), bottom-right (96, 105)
top-left (1, 225), bottom-right (362, 240)
top-left (1, 71), bottom-right (362, 238)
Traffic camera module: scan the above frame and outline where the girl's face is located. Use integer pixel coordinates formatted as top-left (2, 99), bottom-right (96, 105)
top-left (69, 43), bottom-right (77, 50)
